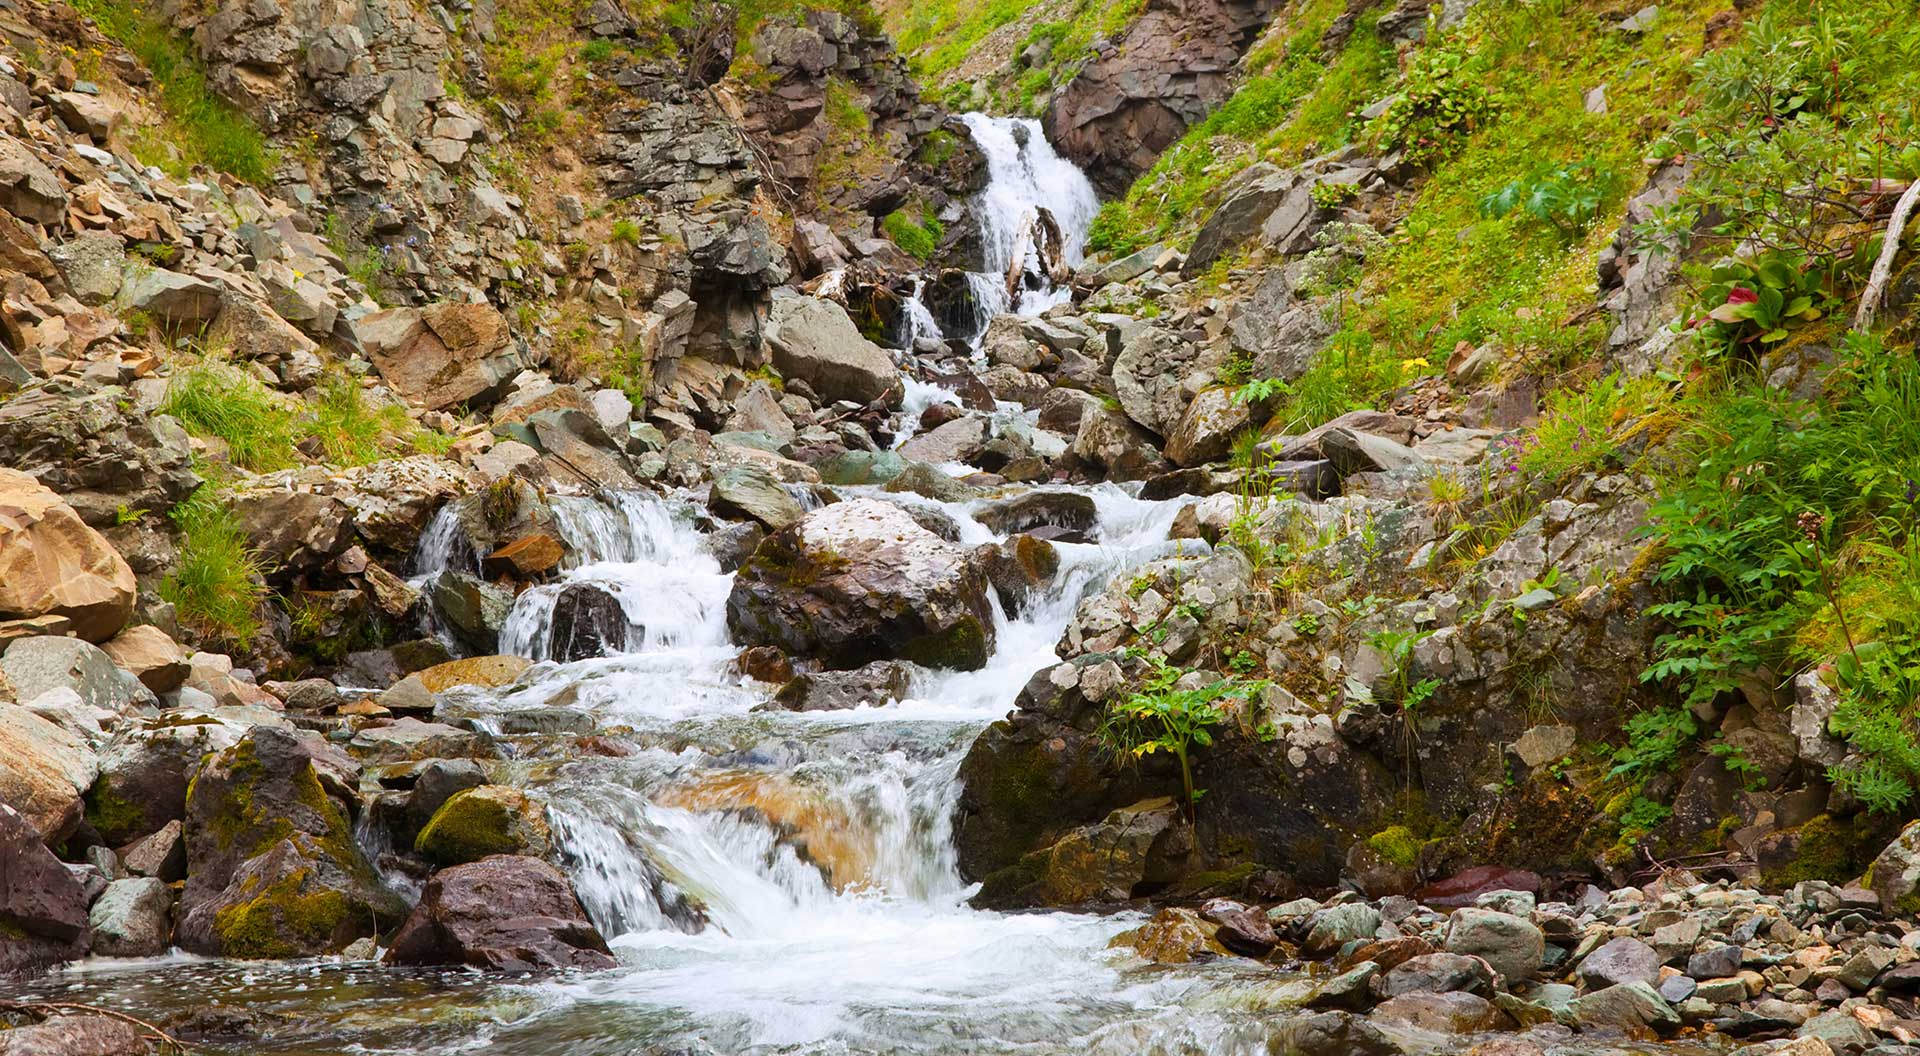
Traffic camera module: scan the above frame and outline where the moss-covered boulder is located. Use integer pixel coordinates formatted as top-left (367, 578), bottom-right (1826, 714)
top-left (726, 499), bottom-right (997, 671)
top-left (414, 785), bottom-right (550, 866)
top-left (176, 726), bottom-right (407, 958)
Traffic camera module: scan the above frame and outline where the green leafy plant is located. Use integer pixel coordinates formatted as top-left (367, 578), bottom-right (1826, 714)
top-left (1478, 160), bottom-right (1619, 242)
top-left (1368, 41), bottom-right (1498, 166)
top-left (159, 359), bottom-right (301, 472)
top-left (1688, 250), bottom-right (1837, 353)
top-left (1310, 181), bottom-right (1358, 210)
top-left (1097, 657), bottom-right (1264, 818)
top-left (881, 207), bottom-right (945, 261)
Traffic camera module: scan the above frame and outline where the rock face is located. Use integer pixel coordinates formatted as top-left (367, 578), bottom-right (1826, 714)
top-left (359, 302), bottom-right (530, 411)
top-left (176, 726), bottom-right (406, 958)
top-left (0, 802), bottom-right (90, 973)
top-left (0, 468), bottom-right (136, 641)
top-left (546, 584), bottom-right (630, 662)
top-left (0, 702), bottom-right (96, 843)
top-left (727, 499), bottom-right (997, 670)
top-left (385, 855), bottom-right (617, 972)
top-left (1044, 0), bottom-right (1281, 194)
top-left (0, 384), bottom-right (199, 529)
top-left (762, 296), bottom-right (903, 408)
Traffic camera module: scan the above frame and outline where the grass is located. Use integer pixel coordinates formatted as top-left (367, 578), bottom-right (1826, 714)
top-left (161, 494), bottom-right (269, 648)
top-left (67, 0), bottom-right (275, 183)
top-left (308, 375), bottom-right (418, 467)
top-left (159, 359), bottom-right (302, 473)
top-left (882, 206), bottom-right (944, 260)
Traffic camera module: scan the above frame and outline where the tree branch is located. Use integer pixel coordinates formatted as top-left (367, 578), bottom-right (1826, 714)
top-left (1855, 178), bottom-right (1920, 332)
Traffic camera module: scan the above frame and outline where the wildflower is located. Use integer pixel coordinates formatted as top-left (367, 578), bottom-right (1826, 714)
top-left (1796, 510), bottom-right (1825, 542)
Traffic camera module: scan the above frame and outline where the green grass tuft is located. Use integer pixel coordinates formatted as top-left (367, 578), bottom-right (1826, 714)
top-left (159, 360), bottom-right (301, 472)
top-left (161, 494), bottom-right (270, 648)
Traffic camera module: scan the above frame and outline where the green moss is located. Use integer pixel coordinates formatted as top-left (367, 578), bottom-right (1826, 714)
top-left (84, 782), bottom-right (147, 846)
top-left (1167, 861), bottom-right (1259, 898)
top-left (899, 615), bottom-right (988, 669)
top-left (1761, 813), bottom-right (1884, 889)
top-left (415, 787), bottom-right (522, 866)
top-left (211, 867), bottom-right (353, 958)
top-left (1366, 824), bottom-right (1422, 867)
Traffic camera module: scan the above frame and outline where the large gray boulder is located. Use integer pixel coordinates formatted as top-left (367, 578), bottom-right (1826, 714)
top-left (708, 464), bottom-right (806, 530)
top-left (1443, 907), bottom-right (1544, 984)
top-left (727, 499), bottom-right (997, 670)
top-left (88, 714), bottom-right (245, 846)
top-left (0, 700), bottom-right (98, 843)
top-left (88, 876), bottom-right (175, 956)
top-left (762, 295), bottom-right (903, 408)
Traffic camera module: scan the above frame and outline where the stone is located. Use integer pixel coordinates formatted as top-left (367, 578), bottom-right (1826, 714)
top-left (414, 784), bottom-right (550, 866)
top-left (331, 456), bottom-right (472, 554)
top-left (1577, 935), bottom-right (1662, 989)
top-left (883, 462), bottom-right (979, 503)
top-left (123, 268), bottom-right (224, 325)
top-left (427, 571), bottom-right (514, 655)
top-left (1024, 798), bottom-right (1182, 905)
top-left (1867, 819), bottom-right (1920, 911)
top-left (3, 635), bottom-right (149, 714)
top-left (771, 660), bottom-right (915, 711)
top-left (0, 469), bottom-right (137, 641)
top-left (545, 584), bottom-right (629, 662)
top-left (1445, 907), bottom-right (1544, 984)
top-left (1372, 991), bottom-right (1506, 1033)
top-left (724, 381), bottom-right (796, 441)
top-left (1113, 906), bottom-right (1225, 964)
top-left (1263, 1012), bottom-right (1401, 1056)
top-left (763, 295), bottom-right (902, 408)
top-left (0, 699), bottom-right (97, 842)
top-left (1164, 387), bottom-right (1252, 467)
top-left (0, 1015), bottom-right (146, 1055)
top-left (347, 717), bottom-right (493, 764)
top-left (1303, 902), bottom-right (1382, 956)
top-left (119, 819), bottom-right (186, 881)
top-left (727, 500), bottom-right (997, 671)
top-left (972, 491), bottom-right (1098, 540)
top-left (1321, 426), bottom-right (1427, 477)
top-left (385, 855), bottom-right (616, 971)
top-left (415, 655), bottom-right (533, 694)
top-left (88, 876), bottom-right (174, 956)
top-left (1510, 724), bottom-right (1577, 769)
top-left (88, 716), bottom-right (243, 846)
top-left (0, 802), bottom-right (90, 973)
top-left (1071, 406), bottom-right (1169, 482)
top-left (47, 232), bottom-right (125, 306)
top-left (358, 302), bottom-right (529, 411)
top-left (176, 726), bottom-right (406, 957)
top-left (482, 533), bottom-right (565, 578)
top-left (99, 624), bottom-right (190, 692)
top-left (1687, 944), bottom-right (1742, 980)
top-left (898, 415), bottom-right (990, 465)
top-left (228, 489), bottom-right (354, 572)
top-left (1564, 981), bottom-right (1679, 1033)
top-left (1380, 952), bottom-right (1498, 997)
top-left (709, 463), bottom-right (807, 530)
top-left (0, 137), bottom-right (66, 223)
top-left (1796, 1010), bottom-right (1875, 1050)
top-left (1307, 961), bottom-right (1380, 1010)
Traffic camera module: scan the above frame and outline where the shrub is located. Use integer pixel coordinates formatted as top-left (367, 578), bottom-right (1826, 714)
top-left (1368, 41), bottom-right (1497, 166)
top-left (881, 208), bottom-right (944, 261)
top-left (1097, 656), bottom-right (1265, 817)
top-left (161, 495), bottom-right (269, 648)
top-left (1478, 160), bottom-right (1620, 242)
top-left (159, 360), bottom-right (300, 472)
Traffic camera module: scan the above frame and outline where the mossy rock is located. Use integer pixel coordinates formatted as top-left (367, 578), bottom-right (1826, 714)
top-left (415, 785), bottom-right (550, 867)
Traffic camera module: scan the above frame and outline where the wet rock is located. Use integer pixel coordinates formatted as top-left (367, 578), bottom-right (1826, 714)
top-left (1577, 936), bottom-right (1662, 989)
top-left (1265, 1011), bottom-right (1401, 1056)
top-left (546, 584), bottom-right (629, 662)
top-left (763, 295), bottom-right (902, 408)
top-left (1380, 952), bottom-right (1498, 997)
top-left (0, 1014), bottom-right (145, 1056)
top-left (1013, 797), bottom-right (1184, 906)
top-left (898, 415), bottom-right (990, 465)
top-left (1445, 908), bottom-right (1544, 985)
top-left (883, 462), bottom-right (979, 503)
top-left (1304, 902), bottom-right (1382, 956)
top-left (1307, 960), bottom-right (1381, 1009)
top-left (88, 876), bottom-right (174, 957)
top-left (771, 660), bottom-right (915, 711)
top-left (427, 571), bottom-right (514, 655)
top-left (1071, 406), bottom-right (1169, 482)
top-left (348, 718), bottom-right (494, 764)
top-left (727, 499), bottom-right (997, 671)
top-left (709, 464), bottom-right (807, 530)
top-left (415, 785), bottom-right (550, 866)
top-left (415, 655), bottom-right (532, 694)
top-left (973, 491), bottom-right (1098, 540)
top-left (1205, 899), bottom-right (1279, 955)
top-left (979, 533), bottom-right (1062, 613)
top-left (177, 726), bottom-right (405, 957)
top-left (0, 801), bottom-right (91, 973)
top-left (0, 468), bottom-right (137, 642)
top-left (1373, 991), bottom-right (1507, 1034)
top-left (385, 855), bottom-right (616, 971)
top-left (358, 302), bottom-right (530, 412)
top-left (1111, 906), bottom-right (1225, 964)
top-left (482, 533), bottom-right (565, 579)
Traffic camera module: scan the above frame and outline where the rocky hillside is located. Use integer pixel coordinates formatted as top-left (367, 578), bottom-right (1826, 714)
top-left (7, 0), bottom-right (1920, 1047)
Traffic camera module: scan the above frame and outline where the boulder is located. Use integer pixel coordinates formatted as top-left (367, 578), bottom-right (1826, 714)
top-left (1071, 406), bottom-right (1169, 482)
top-left (123, 269), bottom-right (224, 325)
top-left (2, 635), bottom-right (150, 715)
top-left (882, 462), bottom-right (979, 503)
top-left (415, 654), bottom-right (533, 693)
top-left (427, 571), bottom-right (514, 655)
top-left (0, 383), bottom-right (199, 528)
top-left (359, 302), bottom-right (529, 411)
top-left (972, 491), bottom-right (1097, 540)
top-left (46, 233), bottom-right (124, 306)
top-left (229, 490), bottom-right (356, 572)
top-left (1371, 991), bottom-right (1507, 1034)
top-left (0, 700), bottom-right (98, 842)
top-left (1164, 387), bottom-right (1252, 467)
top-left (482, 532), bottom-right (565, 578)
top-left (0, 802), bottom-right (90, 973)
top-left (414, 784), bottom-right (550, 866)
top-left (0, 1014), bottom-right (147, 1055)
top-left (709, 464), bottom-right (806, 530)
top-left (546, 584), bottom-right (629, 662)
top-left (0, 469), bottom-right (137, 641)
top-left (1183, 163), bottom-right (1305, 275)
top-left (176, 726), bottom-right (405, 957)
top-left (1321, 426), bottom-right (1427, 478)
top-left (1380, 952), bottom-right (1498, 997)
top-left (1444, 907), bottom-right (1544, 984)
top-left (1303, 902), bottom-right (1382, 956)
top-left (1264, 1012), bottom-right (1400, 1056)
top-left (99, 624), bottom-right (191, 693)
top-left (763, 295), bottom-right (902, 408)
top-left (347, 717), bottom-right (494, 764)
top-left (727, 500), bottom-right (997, 670)
top-left (1868, 819), bottom-right (1920, 911)
top-left (723, 380), bottom-right (796, 441)
top-left (1011, 797), bottom-right (1183, 906)
top-left (331, 456), bottom-right (472, 554)
top-left (88, 716), bottom-right (244, 846)
top-left (1112, 906), bottom-right (1225, 964)
top-left (119, 819), bottom-right (186, 881)
top-left (1564, 981), bottom-right (1679, 1032)
top-left (1577, 935), bottom-right (1661, 989)
top-left (384, 855), bottom-right (616, 971)
top-left (770, 660), bottom-right (916, 711)
top-left (88, 876), bottom-right (174, 957)
top-left (898, 416), bottom-right (990, 465)
top-left (0, 137), bottom-right (66, 223)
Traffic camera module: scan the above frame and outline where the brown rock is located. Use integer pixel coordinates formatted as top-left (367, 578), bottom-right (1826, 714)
top-left (0, 467), bottom-right (136, 641)
top-left (384, 854), bottom-right (616, 972)
top-left (360, 302), bottom-right (528, 411)
top-left (0, 802), bottom-right (91, 973)
top-left (100, 624), bottom-right (190, 692)
top-left (0, 1014), bottom-right (145, 1056)
top-left (482, 532), bottom-right (565, 578)
top-left (415, 655), bottom-right (533, 693)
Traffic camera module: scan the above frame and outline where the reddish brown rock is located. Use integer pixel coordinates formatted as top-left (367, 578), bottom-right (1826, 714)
top-left (100, 624), bottom-right (191, 693)
top-left (0, 467), bottom-right (136, 642)
top-left (384, 854), bottom-right (616, 972)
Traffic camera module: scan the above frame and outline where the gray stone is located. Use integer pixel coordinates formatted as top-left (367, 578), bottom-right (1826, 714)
top-left (1302, 902), bottom-right (1381, 956)
top-left (123, 269), bottom-right (224, 325)
top-left (1565, 981), bottom-right (1678, 1032)
top-left (1443, 907), bottom-right (1543, 984)
top-left (1577, 935), bottom-right (1661, 988)
top-left (47, 233), bottom-right (125, 305)
top-left (763, 296), bottom-right (902, 408)
top-left (88, 876), bottom-right (173, 956)
top-left (709, 464), bottom-right (806, 530)
top-left (0, 138), bottom-right (65, 223)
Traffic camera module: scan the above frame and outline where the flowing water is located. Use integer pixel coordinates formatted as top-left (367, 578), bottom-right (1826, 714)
top-left (13, 115), bottom-right (1647, 1056)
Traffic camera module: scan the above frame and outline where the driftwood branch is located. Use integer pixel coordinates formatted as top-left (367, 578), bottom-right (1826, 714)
top-left (1856, 178), bottom-right (1920, 333)
top-left (0, 1000), bottom-right (191, 1053)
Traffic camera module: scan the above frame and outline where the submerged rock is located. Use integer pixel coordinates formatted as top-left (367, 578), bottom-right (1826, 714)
top-left (727, 499), bottom-right (997, 670)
